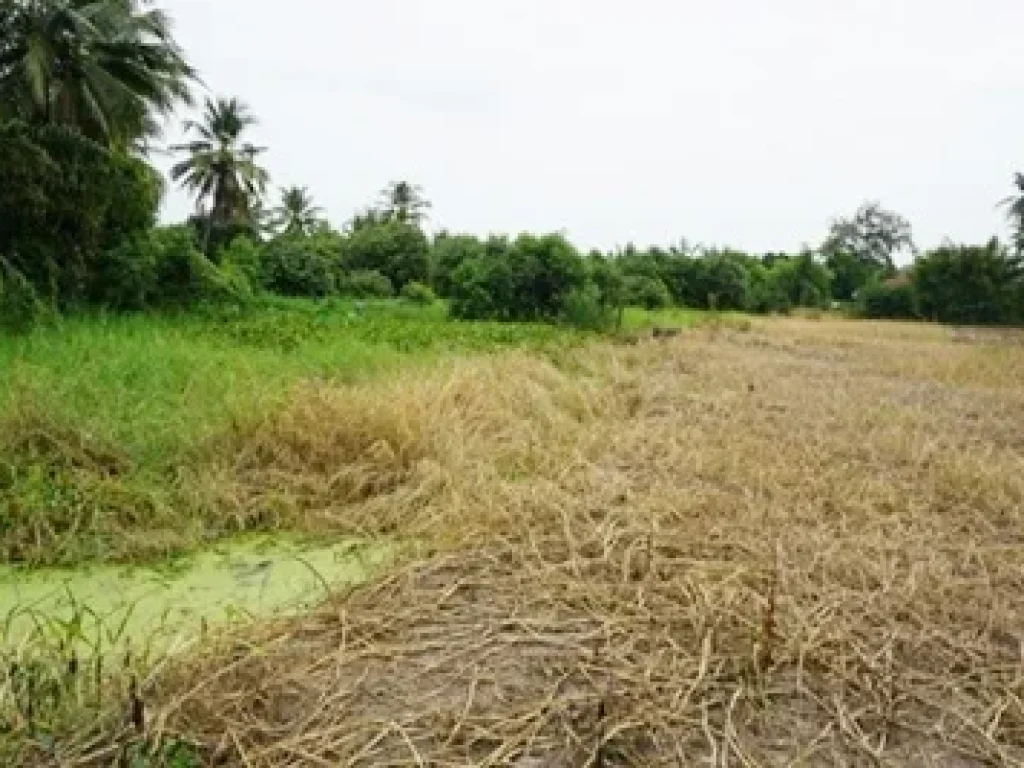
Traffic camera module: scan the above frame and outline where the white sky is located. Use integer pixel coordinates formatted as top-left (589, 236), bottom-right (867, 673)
top-left (156, 0), bottom-right (1024, 254)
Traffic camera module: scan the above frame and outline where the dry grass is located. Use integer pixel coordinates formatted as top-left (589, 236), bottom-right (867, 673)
top-left (36, 318), bottom-right (1024, 765)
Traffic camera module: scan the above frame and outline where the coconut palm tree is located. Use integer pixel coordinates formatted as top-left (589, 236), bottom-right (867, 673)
top-left (170, 96), bottom-right (269, 254)
top-left (273, 185), bottom-right (324, 235)
top-left (998, 173), bottom-right (1024, 257)
top-left (378, 180), bottom-right (430, 224)
top-left (0, 0), bottom-right (196, 147)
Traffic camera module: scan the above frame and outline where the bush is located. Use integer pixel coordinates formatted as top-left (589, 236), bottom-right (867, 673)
top-left (563, 282), bottom-right (615, 330)
top-left (913, 241), bottom-right (1021, 324)
top-left (857, 278), bottom-right (918, 319)
top-left (343, 220), bottom-right (430, 292)
top-left (400, 280), bottom-right (436, 304)
top-left (746, 263), bottom-right (792, 313)
top-left (768, 253), bottom-right (832, 310)
top-left (262, 233), bottom-right (341, 298)
top-left (431, 233), bottom-right (485, 297)
top-left (448, 233), bottom-right (589, 322)
top-left (92, 234), bottom-right (160, 310)
top-left (151, 226), bottom-right (250, 307)
top-left (219, 236), bottom-right (265, 290)
top-left (693, 255), bottom-right (751, 310)
top-left (340, 269), bottom-right (394, 298)
top-left (625, 274), bottom-right (672, 309)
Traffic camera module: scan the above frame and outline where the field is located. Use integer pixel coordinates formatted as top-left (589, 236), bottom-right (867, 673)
top-left (5, 310), bottom-right (1024, 765)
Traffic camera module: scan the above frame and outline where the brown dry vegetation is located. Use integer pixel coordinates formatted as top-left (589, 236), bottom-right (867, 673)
top-left (46, 319), bottom-right (1024, 766)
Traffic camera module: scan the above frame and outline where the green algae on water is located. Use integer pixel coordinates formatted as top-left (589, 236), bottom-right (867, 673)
top-left (0, 534), bottom-right (392, 656)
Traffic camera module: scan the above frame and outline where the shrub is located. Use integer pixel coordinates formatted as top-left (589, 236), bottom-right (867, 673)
top-left (448, 233), bottom-right (589, 322)
top-left (693, 256), bottom-right (750, 310)
top-left (219, 236), bottom-right (265, 289)
top-left (150, 226), bottom-right (250, 307)
top-left (913, 241), bottom-right (1021, 324)
top-left (431, 233), bottom-right (485, 297)
top-left (262, 233), bottom-right (340, 298)
top-left (448, 258), bottom-right (506, 320)
top-left (340, 269), bottom-right (394, 298)
top-left (563, 282), bottom-right (615, 331)
top-left (746, 263), bottom-right (792, 313)
top-left (857, 278), bottom-right (918, 319)
top-left (400, 280), bottom-right (436, 304)
top-left (92, 234), bottom-right (159, 310)
top-left (767, 253), bottom-right (832, 309)
top-left (625, 274), bottom-right (672, 309)
top-left (343, 220), bottom-right (430, 292)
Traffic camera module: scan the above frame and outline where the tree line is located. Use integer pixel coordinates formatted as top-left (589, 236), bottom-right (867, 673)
top-left (2, 1), bottom-right (1023, 332)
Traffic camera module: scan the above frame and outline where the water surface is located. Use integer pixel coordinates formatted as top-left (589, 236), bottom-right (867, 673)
top-left (0, 535), bottom-right (391, 656)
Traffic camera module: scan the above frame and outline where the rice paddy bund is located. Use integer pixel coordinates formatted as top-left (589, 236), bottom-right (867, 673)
top-left (7, 316), bottom-right (1024, 765)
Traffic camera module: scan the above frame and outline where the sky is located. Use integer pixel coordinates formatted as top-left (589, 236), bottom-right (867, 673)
top-left (156, 0), bottom-right (1024, 255)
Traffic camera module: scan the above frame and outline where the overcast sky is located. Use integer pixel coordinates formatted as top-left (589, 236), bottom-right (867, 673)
top-left (156, 0), bottom-right (1024, 254)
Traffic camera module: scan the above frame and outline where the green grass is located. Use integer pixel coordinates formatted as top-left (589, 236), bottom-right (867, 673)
top-left (0, 298), bottom-right (710, 566)
top-left (0, 299), bottom-right (572, 462)
top-left (0, 299), bottom-right (583, 565)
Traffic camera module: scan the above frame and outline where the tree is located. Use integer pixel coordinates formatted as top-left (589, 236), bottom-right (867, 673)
top-left (0, 121), bottom-right (161, 306)
top-left (448, 233), bottom-right (588, 322)
top-left (378, 181), bottom-right (431, 224)
top-left (170, 96), bottom-right (269, 255)
top-left (914, 239), bottom-right (1023, 325)
top-left (273, 185), bottom-right (324, 236)
top-left (998, 173), bottom-right (1024, 257)
top-left (343, 219), bottom-right (430, 292)
top-left (826, 249), bottom-right (875, 301)
top-left (0, 0), bottom-right (196, 148)
top-left (822, 202), bottom-right (915, 274)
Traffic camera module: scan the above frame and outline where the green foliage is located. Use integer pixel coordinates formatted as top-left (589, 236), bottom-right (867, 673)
top-left (857, 278), bottom-right (918, 319)
top-left (688, 254), bottom-right (751, 310)
top-left (913, 240), bottom-right (1022, 324)
top-left (343, 219), bottom-right (430, 292)
top-left (340, 270), bottom-right (395, 299)
top-left (92, 234), bottom-right (160, 310)
top-left (150, 226), bottom-right (249, 307)
top-left (449, 233), bottom-right (589, 322)
top-left (625, 274), bottom-right (673, 309)
top-left (262, 232), bottom-right (342, 298)
top-left (767, 252), bottom-right (832, 309)
top-left (0, 0), bottom-right (196, 147)
top-left (746, 262), bottom-right (792, 314)
top-left (827, 249), bottom-right (881, 301)
top-left (273, 186), bottom-right (324, 236)
top-left (0, 259), bottom-right (47, 333)
top-left (400, 280), bottom-right (436, 304)
top-left (218, 236), bottom-right (265, 289)
top-left (431, 233), bottom-right (485, 297)
top-left (562, 282), bottom-right (615, 331)
top-left (170, 97), bottom-right (269, 256)
top-left (377, 181), bottom-right (431, 224)
top-left (0, 122), bottom-right (161, 307)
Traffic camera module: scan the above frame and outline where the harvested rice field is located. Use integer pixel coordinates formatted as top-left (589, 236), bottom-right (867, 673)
top-left (17, 318), bottom-right (1024, 765)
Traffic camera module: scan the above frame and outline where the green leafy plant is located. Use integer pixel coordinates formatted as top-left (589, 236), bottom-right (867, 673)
top-left (400, 281), bottom-right (436, 305)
